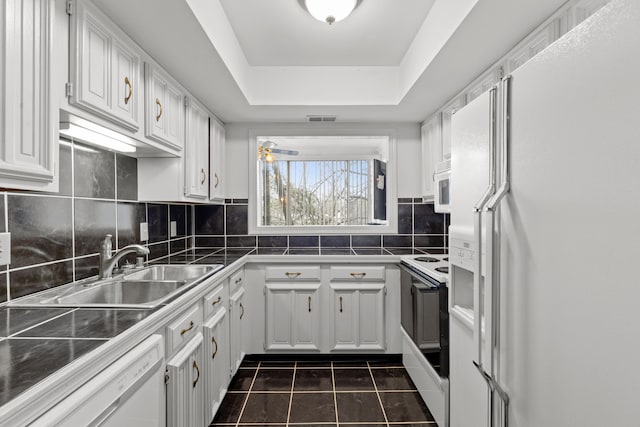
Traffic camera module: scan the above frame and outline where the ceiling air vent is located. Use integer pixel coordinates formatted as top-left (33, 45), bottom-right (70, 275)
top-left (307, 115), bottom-right (337, 122)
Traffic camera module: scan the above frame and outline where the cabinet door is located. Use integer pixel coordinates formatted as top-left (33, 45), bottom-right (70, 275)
top-left (292, 288), bottom-right (320, 349)
top-left (210, 119), bottom-right (226, 201)
top-left (229, 286), bottom-right (245, 376)
top-left (77, 11), bottom-right (110, 113)
top-left (506, 19), bottom-right (560, 73)
top-left (332, 290), bottom-right (358, 349)
top-left (265, 285), bottom-right (320, 351)
top-left (330, 285), bottom-right (386, 351)
top-left (145, 63), bottom-right (184, 152)
top-left (71, 0), bottom-right (141, 131)
top-left (441, 95), bottom-right (466, 163)
top-left (165, 82), bottom-right (185, 149)
top-left (0, 0), bottom-right (58, 191)
top-left (204, 308), bottom-right (229, 423)
top-left (111, 37), bottom-right (140, 128)
top-left (166, 332), bottom-right (205, 427)
top-left (358, 288), bottom-right (385, 349)
top-left (421, 114), bottom-right (442, 200)
top-left (184, 96), bottom-right (209, 199)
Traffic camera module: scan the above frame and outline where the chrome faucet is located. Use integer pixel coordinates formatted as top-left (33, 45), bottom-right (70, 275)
top-left (98, 234), bottom-right (150, 279)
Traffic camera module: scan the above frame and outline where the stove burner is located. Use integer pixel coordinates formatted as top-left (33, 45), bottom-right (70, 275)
top-left (414, 256), bottom-right (439, 263)
top-left (435, 266), bottom-right (449, 274)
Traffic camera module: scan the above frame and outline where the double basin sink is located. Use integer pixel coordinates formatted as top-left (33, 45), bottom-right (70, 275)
top-left (12, 264), bottom-right (224, 309)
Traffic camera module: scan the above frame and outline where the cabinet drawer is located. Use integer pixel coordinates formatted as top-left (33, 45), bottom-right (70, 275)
top-left (229, 269), bottom-right (245, 292)
top-left (203, 284), bottom-right (226, 320)
top-left (265, 266), bottom-right (321, 281)
top-left (166, 303), bottom-right (203, 354)
top-left (329, 266), bottom-right (385, 282)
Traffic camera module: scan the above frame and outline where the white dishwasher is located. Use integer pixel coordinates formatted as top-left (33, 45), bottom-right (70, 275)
top-left (31, 334), bottom-right (166, 427)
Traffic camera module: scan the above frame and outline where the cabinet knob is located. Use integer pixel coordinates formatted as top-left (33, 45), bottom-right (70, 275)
top-left (155, 98), bottom-right (163, 121)
top-left (124, 76), bottom-right (133, 105)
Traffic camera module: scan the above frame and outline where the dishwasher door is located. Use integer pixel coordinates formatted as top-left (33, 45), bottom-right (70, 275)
top-left (32, 334), bottom-right (165, 427)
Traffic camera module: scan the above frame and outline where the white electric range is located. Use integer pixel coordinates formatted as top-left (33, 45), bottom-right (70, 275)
top-left (400, 254), bottom-right (449, 284)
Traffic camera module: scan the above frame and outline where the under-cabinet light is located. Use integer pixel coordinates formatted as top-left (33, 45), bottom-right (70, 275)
top-left (59, 118), bottom-right (137, 154)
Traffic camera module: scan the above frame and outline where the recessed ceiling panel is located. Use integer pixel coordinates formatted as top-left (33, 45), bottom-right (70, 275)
top-left (219, 0), bottom-right (435, 66)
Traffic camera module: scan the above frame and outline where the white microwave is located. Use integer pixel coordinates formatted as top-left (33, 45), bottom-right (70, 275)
top-left (434, 169), bottom-right (450, 213)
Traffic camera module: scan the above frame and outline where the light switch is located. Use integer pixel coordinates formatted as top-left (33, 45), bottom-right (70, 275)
top-left (0, 232), bottom-right (11, 266)
top-left (170, 221), bottom-right (177, 238)
top-left (140, 222), bottom-right (149, 241)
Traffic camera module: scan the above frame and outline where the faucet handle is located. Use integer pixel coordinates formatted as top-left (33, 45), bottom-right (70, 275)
top-left (101, 234), bottom-right (112, 255)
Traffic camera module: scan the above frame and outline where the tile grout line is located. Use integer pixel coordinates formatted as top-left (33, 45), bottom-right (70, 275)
top-left (367, 361), bottom-right (390, 427)
top-left (235, 361), bottom-right (261, 427)
top-left (285, 362), bottom-right (297, 427)
top-left (331, 361), bottom-right (339, 427)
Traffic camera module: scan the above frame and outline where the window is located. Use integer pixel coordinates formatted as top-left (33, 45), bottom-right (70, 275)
top-left (260, 159), bottom-right (371, 226)
top-left (249, 132), bottom-right (397, 235)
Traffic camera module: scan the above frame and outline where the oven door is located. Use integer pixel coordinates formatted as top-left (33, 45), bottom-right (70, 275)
top-left (400, 265), bottom-right (440, 350)
top-left (434, 169), bottom-right (450, 213)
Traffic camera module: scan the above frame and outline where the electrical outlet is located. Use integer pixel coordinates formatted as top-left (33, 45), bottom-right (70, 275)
top-left (140, 222), bottom-right (149, 241)
top-left (170, 221), bottom-right (177, 238)
top-left (0, 233), bottom-right (11, 266)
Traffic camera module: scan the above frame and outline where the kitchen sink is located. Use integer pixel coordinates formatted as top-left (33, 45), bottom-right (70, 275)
top-left (50, 280), bottom-right (188, 307)
top-left (9, 264), bottom-right (224, 309)
top-left (123, 265), bottom-right (216, 282)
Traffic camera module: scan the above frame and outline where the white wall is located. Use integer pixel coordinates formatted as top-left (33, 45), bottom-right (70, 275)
top-left (224, 122), bottom-right (422, 199)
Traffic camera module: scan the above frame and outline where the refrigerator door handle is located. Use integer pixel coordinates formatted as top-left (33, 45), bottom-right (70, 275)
top-left (472, 86), bottom-right (499, 371)
top-left (482, 75), bottom-right (512, 427)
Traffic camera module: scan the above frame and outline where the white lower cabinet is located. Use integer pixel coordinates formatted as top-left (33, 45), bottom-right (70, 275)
top-left (204, 307), bottom-right (229, 423)
top-left (330, 283), bottom-right (386, 351)
top-left (166, 332), bottom-right (205, 427)
top-left (229, 286), bottom-right (245, 376)
top-left (265, 283), bottom-right (321, 351)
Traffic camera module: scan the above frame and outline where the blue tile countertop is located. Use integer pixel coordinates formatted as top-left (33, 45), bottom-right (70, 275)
top-left (0, 246), bottom-right (416, 415)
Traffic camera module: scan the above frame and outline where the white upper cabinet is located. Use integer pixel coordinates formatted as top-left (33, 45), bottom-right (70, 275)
top-left (506, 18), bottom-right (561, 73)
top-left (0, 0), bottom-right (58, 191)
top-left (145, 62), bottom-right (185, 153)
top-left (569, 0), bottom-right (611, 27)
top-left (421, 113), bottom-right (442, 201)
top-left (184, 96), bottom-right (209, 199)
top-left (441, 95), bottom-right (466, 164)
top-left (209, 118), bottom-right (226, 202)
top-left (69, 0), bottom-right (142, 131)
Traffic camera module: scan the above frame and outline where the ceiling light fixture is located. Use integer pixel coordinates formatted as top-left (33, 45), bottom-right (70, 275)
top-left (304, 0), bottom-right (357, 25)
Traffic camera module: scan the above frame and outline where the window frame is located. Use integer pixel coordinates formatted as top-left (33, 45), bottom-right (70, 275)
top-left (248, 129), bottom-right (398, 235)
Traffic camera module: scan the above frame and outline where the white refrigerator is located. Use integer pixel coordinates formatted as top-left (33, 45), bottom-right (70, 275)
top-left (448, 0), bottom-right (640, 426)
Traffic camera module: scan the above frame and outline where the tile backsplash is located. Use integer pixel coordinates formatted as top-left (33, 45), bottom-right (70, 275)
top-left (0, 142), bottom-right (448, 304)
top-left (0, 139), bottom-right (193, 303)
top-left (194, 197), bottom-right (449, 253)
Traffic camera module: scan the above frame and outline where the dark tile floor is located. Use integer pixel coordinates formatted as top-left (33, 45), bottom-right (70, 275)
top-left (211, 358), bottom-right (437, 427)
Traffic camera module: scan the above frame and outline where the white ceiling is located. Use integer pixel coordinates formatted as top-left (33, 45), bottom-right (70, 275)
top-left (219, 0), bottom-right (435, 66)
top-left (93, 0), bottom-right (568, 124)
